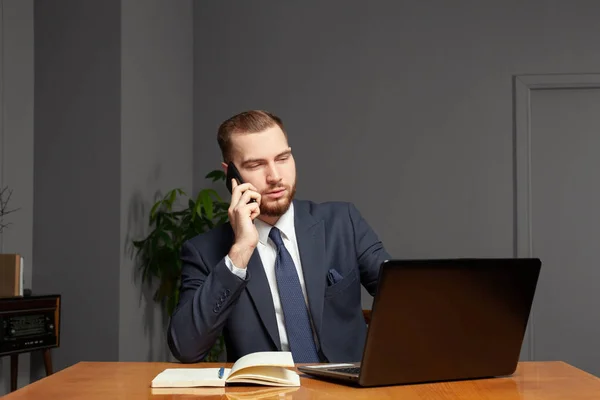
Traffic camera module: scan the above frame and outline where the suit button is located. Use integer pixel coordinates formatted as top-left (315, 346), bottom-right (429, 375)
top-left (213, 307), bottom-right (218, 313)
top-left (225, 289), bottom-right (231, 295)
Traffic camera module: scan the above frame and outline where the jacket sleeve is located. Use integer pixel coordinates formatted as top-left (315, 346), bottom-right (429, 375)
top-left (167, 240), bottom-right (250, 363)
top-left (348, 202), bottom-right (391, 296)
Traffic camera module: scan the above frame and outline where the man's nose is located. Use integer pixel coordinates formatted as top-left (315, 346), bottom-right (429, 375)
top-left (266, 164), bottom-right (281, 182)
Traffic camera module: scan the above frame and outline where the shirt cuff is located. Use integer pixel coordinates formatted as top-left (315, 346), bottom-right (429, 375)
top-left (224, 255), bottom-right (247, 280)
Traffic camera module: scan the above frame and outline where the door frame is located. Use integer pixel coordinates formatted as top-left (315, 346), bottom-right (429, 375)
top-left (513, 73), bottom-right (600, 360)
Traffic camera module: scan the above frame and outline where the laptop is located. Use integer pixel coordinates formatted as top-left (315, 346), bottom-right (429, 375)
top-left (298, 258), bottom-right (541, 387)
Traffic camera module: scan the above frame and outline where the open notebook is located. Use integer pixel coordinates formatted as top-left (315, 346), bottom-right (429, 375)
top-left (150, 386), bottom-right (300, 399)
top-left (151, 351), bottom-right (300, 388)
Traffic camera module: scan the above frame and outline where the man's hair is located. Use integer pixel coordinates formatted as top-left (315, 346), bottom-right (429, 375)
top-left (217, 110), bottom-right (286, 163)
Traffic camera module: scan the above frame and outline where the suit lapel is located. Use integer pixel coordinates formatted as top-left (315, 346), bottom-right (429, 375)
top-left (245, 249), bottom-right (282, 350)
top-left (294, 201), bottom-right (327, 344)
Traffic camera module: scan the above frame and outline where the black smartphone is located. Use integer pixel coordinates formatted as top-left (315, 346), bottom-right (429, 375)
top-left (226, 161), bottom-right (244, 194)
top-left (226, 162), bottom-right (257, 203)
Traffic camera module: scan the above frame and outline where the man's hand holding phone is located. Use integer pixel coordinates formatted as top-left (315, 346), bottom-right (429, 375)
top-left (227, 179), bottom-right (261, 269)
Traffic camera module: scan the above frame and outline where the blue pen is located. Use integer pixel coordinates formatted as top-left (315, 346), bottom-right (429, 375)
top-left (218, 367), bottom-right (225, 379)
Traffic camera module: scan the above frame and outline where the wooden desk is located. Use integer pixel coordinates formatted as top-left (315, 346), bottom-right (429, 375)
top-left (3, 361), bottom-right (599, 399)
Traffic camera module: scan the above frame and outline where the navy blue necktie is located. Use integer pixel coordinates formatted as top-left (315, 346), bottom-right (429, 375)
top-left (269, 227), bottom-right (320, 363)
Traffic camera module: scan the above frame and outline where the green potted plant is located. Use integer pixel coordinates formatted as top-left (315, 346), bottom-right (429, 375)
top-left (131, 170), bottom-right (230, 361)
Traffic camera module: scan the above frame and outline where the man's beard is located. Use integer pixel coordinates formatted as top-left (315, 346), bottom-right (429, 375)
top-left (260, 182), bottom-right (296, 217)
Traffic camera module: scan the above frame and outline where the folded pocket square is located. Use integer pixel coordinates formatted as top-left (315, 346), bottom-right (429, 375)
top-left (327, 269), bottom-right (344, 286)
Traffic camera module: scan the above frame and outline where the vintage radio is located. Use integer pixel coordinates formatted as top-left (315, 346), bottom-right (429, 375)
top-left (0, 295), bottom-right (60, 355)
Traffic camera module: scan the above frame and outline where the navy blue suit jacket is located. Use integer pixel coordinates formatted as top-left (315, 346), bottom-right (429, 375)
top-left (167, 199), bottom-right (390, 363)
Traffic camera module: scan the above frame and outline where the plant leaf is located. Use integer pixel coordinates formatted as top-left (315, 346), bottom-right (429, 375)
top-left (205, 169), bottom-right (226, 182)
top-left (200, 190), bottom-right (214, 220)
top-left (193, 198), bottom-right (203, 220)
top-left (168, 190), bottom-right (177, 209)
top-left (130, 174), bottom-right (231, 361)
top-left (150, 201), bottom-right (162, 221)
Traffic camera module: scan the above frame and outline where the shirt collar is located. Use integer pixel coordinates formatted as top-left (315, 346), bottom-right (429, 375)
top-left (255, 202), bottom-right (296, 246)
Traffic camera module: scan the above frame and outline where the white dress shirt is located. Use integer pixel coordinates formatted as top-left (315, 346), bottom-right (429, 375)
top-left (224, 202), bottom-right (310, 351)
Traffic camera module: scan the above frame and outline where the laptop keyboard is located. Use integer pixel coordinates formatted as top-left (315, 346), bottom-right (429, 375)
top-left (328, 367), bottom-right (361, 375)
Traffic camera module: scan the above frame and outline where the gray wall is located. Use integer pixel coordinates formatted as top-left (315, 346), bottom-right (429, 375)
top-left (192, 1), bottom-right (600, 261)
top-left (193, 0), bottom-right (600, 369)
top-left (0, 0), bottom-right (34, 393)
top-left (33, 0), bottom-right (122, 371)
top-left (32, 0), bottom-right (194, 380)
top-left (120, 0), bottom-right (193, 362)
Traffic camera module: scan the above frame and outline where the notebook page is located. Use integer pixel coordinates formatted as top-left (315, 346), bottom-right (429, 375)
top-left (151, 368), bottom-right (231, 387)
top-left (229, 351), bottom-right (295, 376)
top-left (227, 366), bottom-right (300, 386)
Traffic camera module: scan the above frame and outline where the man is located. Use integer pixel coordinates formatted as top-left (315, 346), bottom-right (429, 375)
top-left (167, 110), bottom-right (390, 363)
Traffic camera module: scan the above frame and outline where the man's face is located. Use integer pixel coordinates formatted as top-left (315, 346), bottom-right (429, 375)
top-left (227, 125), bottom-right (297, 218)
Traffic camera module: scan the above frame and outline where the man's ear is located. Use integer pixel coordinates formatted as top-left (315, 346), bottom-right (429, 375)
top-left (221, 162), bottom-right (228, 172)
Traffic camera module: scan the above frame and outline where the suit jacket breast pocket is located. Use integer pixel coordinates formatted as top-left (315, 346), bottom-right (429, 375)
top-left (324, 268), bottom-right (359, 298)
